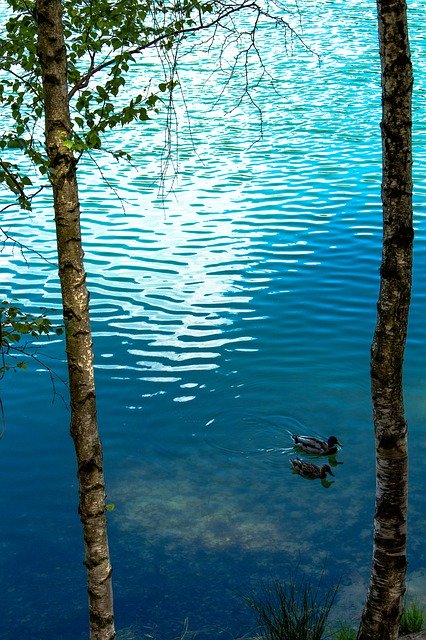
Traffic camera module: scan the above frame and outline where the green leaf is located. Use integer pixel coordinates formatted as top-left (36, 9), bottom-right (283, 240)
top-left (7, 137), bottom-right (27, 149)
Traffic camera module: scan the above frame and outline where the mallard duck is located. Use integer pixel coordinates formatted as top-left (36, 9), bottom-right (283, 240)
top-left (290, 458), bottom-right (334, 479)
top-left (290, 434), bottom-right (342, 455)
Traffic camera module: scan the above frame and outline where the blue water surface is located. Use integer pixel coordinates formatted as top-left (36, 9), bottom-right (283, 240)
top-left (1, 1), bottom-right (425, 638)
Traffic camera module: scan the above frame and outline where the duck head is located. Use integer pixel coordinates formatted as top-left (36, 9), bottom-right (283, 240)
top-left (322, 464), bottom-right (334, 477)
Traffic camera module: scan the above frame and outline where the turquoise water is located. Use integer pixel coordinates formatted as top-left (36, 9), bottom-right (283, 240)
top-left (1, 1), bottom-right (426, 638)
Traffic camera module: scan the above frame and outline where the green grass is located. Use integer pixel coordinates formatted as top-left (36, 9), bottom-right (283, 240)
top-left (400, 600), bottom-right (425, 635)
top-left (245, 576), bottom-right (339, 640)
top-left (330, 624), bottom-right (357, 640)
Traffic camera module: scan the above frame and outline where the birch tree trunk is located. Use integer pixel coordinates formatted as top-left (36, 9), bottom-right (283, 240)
top-left (35, 1), bottom-right (115, 637)
top-left (357, 1), bottom-right (413, 639)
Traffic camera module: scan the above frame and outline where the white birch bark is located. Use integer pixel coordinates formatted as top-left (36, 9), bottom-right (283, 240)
top-left (357, 1), bottom-right (413, 638)
top-left (35, 1), bottom-right (116, 637)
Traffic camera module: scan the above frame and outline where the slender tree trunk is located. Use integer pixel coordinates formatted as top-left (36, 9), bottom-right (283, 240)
top-left (35, 1), bottom-right (115, 638)
top-left (357, 1), bottom-right (413, 639)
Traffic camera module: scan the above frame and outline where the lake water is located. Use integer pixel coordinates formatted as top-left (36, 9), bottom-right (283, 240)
top-left (1, 1), bottom-right (425, 638)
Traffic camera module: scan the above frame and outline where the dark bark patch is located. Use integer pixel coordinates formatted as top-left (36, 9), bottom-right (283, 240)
top-left (43, 72), bottom-right (61, 85)
top-left (376, 495), bottom-right (404, 521)
top-left (78, 458), bottom-right (102, 477)
top-left (379, 434), bottom-right (397, 449)
top-left (392, 225), bottom-right (414, 248)
top-left (380, 261), bottom-right (398, 280)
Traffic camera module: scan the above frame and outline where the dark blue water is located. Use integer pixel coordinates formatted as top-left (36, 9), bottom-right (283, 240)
top-left (1, 1), bottom-right (425, 638)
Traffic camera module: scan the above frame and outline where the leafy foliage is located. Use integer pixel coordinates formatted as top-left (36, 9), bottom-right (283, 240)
top-left (0, 0), bottom-right (301, 210)
top-left (0, 300), bottom-right (63, 377)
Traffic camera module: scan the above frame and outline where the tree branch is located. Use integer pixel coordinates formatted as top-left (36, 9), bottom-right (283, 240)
top-left (67, 0), bottom-right (305, 100)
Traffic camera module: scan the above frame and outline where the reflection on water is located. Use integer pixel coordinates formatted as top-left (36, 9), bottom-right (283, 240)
top-left (1, 0), bottom-right (426, 638)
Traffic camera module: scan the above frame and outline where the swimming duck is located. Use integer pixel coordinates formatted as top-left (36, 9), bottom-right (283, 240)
top-left (290, 434), bottom-right (342, 456)
top-left (290, 458), bottom-right (335, 479)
